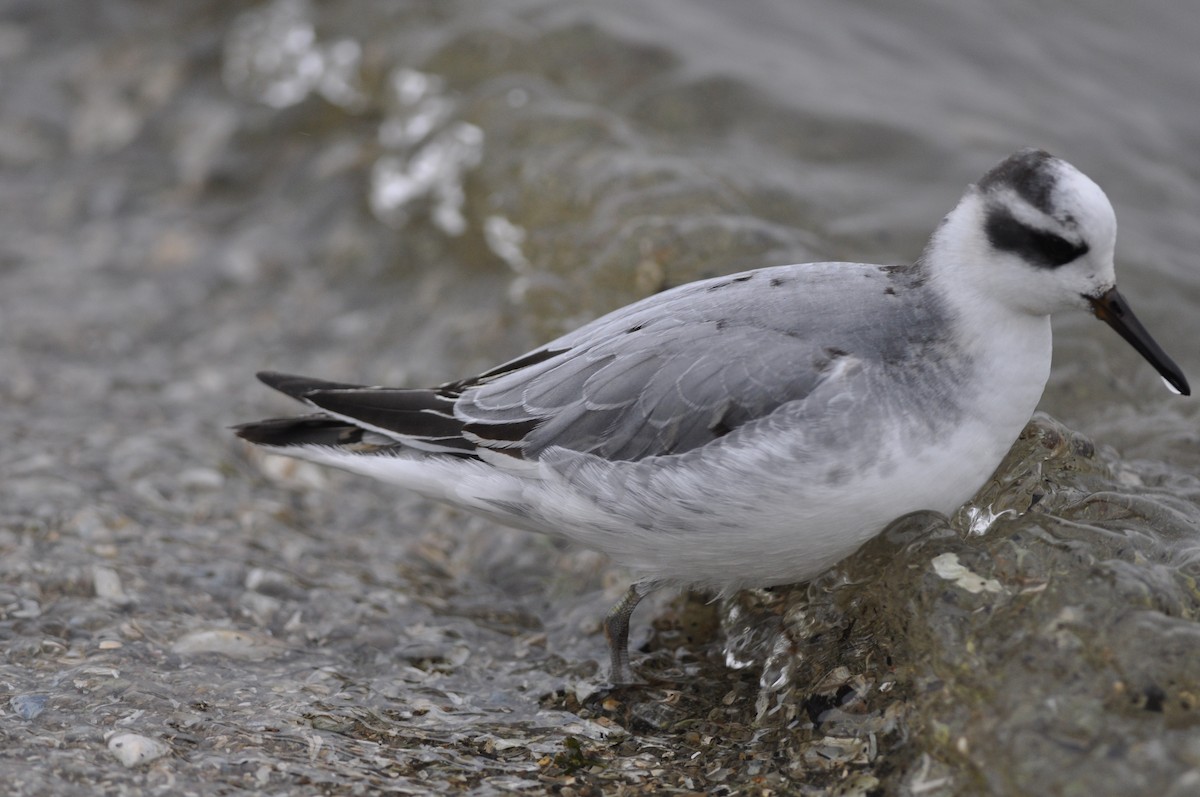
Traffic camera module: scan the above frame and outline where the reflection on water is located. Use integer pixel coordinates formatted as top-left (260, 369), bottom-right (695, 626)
top-left (224, 0), bottom-right (366, 111)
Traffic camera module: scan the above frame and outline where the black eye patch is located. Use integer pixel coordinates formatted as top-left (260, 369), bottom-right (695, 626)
top-left (984, 205), bottom-right (1089, 268)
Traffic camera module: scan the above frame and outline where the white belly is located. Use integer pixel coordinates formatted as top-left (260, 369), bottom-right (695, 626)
top-left (508, 318), bottom-right (1054, 591)
top-left (283, 317), bottom-right (1053, 594)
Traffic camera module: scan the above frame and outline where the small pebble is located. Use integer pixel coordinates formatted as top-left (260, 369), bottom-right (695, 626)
top-left (10, 694), bottom-right (47, 720)
top-left (12, 599), bottom-right (41, 619)
top-left (93, 565), bottom-right (128, 603)
top-left (178, 467), bottom-right (224, 491)
top-left (931, 553), bottom-right (1003, 595)
top-left (172, 629), bottom-right (282, 660)
top-left (108, 733), bottom-right (170, 768)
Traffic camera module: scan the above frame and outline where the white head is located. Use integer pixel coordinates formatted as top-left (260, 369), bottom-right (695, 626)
top-left (926, 148), bottom-right (1188, 396)
top-left (928, 148), bottom-right (1117, 316)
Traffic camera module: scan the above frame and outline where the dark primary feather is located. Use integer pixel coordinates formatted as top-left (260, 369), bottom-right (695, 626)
top-left (239, 372), bottom-right (477, 455)
top-left (233, 416), bottom-right (367, 447)
top-left (256, 371), bottom-right (364, 400)
top-left (306, 387), bottom-right (461, 439)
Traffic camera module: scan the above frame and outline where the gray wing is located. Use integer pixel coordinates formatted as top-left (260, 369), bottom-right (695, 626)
top-left (238, 263), bottom-right (923, 462)
top-left (455, 262), bottom-right (910, 461)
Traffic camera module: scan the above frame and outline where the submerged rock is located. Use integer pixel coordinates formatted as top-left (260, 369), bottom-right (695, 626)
top-left (10, 694), bottom-right (47, 721)
top-left (172, 629), bottom-right (285, 660)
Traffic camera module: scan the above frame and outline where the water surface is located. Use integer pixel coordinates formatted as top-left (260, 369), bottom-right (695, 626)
top-left (2, 0), bottom-right (1198, 794)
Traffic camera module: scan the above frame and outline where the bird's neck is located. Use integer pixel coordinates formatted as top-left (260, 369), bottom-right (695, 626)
top-left (919, 205), bottom-right (1054, 429)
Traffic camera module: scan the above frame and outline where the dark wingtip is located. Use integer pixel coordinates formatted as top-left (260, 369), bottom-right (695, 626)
top-left (232, 420), bottom-right (273, 444)
top-left (232, 417), bottom-right (294, 445)
top-left (256, 371), bottom-right (317, 399)
top-left (233, 417), bottom-right (365, 446)
top-left (255, 371), bottom-right (363, 401)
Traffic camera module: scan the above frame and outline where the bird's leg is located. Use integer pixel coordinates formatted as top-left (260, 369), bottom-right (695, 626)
top-left (602, 581), bottom-right (659, 685)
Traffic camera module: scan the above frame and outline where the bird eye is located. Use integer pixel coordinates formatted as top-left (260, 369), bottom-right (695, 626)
top-left (984, 205), bottom-right (1089, 268)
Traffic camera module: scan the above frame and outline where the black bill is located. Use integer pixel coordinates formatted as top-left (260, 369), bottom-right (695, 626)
top-left (1088, 287), bottom-right (1190, 396)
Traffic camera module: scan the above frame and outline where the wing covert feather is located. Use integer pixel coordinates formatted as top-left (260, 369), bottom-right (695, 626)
top-left (454, 261), bottom-right (906, 461)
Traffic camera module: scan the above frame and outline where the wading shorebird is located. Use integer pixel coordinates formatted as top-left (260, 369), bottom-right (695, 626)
top-left (236, 149), bottom-right (1189, 684)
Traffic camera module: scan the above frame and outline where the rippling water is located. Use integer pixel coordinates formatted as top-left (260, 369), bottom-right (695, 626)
top-left (2, 0), bottom-right (1198, 794)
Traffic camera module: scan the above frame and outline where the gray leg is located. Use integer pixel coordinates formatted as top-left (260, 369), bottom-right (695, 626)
top-left (602, 581), bottom-right (659, 685)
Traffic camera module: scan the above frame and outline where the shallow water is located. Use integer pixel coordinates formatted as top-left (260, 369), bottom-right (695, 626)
top-left (2, 0), bottom-right (1198, 794)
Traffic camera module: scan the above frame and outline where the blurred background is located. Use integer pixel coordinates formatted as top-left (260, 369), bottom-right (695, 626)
top-left (2, 1), bottom-right (1198, 794)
